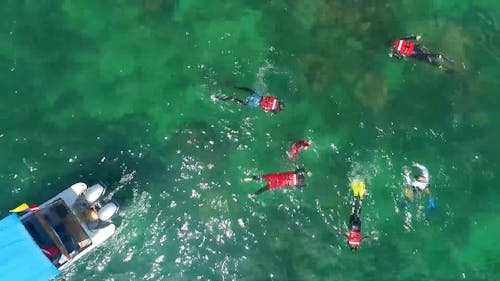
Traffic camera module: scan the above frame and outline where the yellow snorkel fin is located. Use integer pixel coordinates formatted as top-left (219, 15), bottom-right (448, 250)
top-left (350, 180), bottom-right (366, 200)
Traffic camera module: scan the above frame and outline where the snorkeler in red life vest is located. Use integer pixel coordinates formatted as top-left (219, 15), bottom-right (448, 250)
top-left (346, 199), bottom-right (363, 251)
top-left (244, 168), bottom-right (311, 199)
top-left (288, 140), bottom-right (311, 160)
top-left (389, 35), bottom-right (454, 72)
top-left (344, 180), bottom-right (366, 252)
top-left (214, 82), bottom-right (284, 113)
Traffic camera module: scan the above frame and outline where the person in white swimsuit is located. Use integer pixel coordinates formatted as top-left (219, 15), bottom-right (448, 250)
top-left (403, 162), bottom-right (434, 209)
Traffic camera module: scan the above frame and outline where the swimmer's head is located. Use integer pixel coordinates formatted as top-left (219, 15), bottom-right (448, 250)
top-left (279, 102), bottom-right (285, 111)
top-left (415, 175), bottom-right (426, 182)
top-left (306, 171), bottom-right (313, 177)
top-left (304, 140), bottom-right (311, 149)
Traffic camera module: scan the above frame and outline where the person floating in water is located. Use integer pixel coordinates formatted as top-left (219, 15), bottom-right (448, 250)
top-left (389, 35), bottom-right (454, 71)
top-left (344, 180), bottom-right (365, 251)
top-left (288, 140), bottom-right (311, 160)
top-left (214, 82), bottom-right (285, 113)
top-left (403, 161), bottom-right (435, 210)
top-left (244, 168), bottom-right (311, 199)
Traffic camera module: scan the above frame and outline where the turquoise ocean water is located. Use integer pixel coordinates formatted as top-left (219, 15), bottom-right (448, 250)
top-left (1, 1), bottom-right (499, 280)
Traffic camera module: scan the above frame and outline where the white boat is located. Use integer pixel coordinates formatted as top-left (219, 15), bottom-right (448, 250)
top-left (0, 182), bottom-right (119, 281)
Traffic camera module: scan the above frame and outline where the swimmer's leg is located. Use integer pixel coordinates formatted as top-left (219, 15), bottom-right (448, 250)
top-left (349, 214), bottom-right (361, 230)
top-left (254, 186), bottom-right (268, 195)
top-left (351, 197), bottom-right (362, 216)
top-left (413, 46), bottom-right (441, 67)
top-left (355, 197), bottom-right (362, 216)
top-left (398, 199), bottom-right (409, 211)
top-left (404, 188), bottom-right (415, 202)
top-left (431, 53), bottom-right (455, 72)
top-left (214, 96), bottom-right (247, 105)
top-left (423, 188), bottom-right (436, 210)
top-left (417, 48), bottom-right (454, 71)
top-left (243, 175), bottom-right (263, 182)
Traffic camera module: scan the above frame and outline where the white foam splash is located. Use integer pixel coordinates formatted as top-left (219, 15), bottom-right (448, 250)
top-left (191, 189), bottom-right (201, 199)
top-left (330, 143), bottom-right (339, 153)
top-left (237, 218), bottom-right (245, 228)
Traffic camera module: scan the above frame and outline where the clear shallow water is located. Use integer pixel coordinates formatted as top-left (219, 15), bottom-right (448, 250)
top-left (0, 1), bottom-right (499, 280)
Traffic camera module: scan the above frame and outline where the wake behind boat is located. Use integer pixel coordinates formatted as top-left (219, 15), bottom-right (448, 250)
top-left (0, 182), bottom-right (120, 281)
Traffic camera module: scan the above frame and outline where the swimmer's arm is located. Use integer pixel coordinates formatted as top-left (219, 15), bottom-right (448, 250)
top-left (295, 168), bottom-right (306, 174)
top-left (297, 183), bottom-right (307, 188)
top-left (341, 232), bottom-right (350, 243)
top-left (295, 141), bottom-right (308, 150)
top-left (414, 163), bottom-right (429, 179)
top-left (403, 174), bottom-right (413, 186)
top-left (244, 175), bottom-right (263, 182)
top-left (424, 187), bottom-right (432, 195)
top-left (400, 35), bottom-right (422, 41)
top-left (390, 51), bottom-right (403, 59)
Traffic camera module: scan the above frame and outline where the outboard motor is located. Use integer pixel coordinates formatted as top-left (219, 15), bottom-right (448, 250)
top-left (83, 181), bottom-right (120, 229)
top-left (97, 201), bottom-right (120, 221)
top-left (84, 183), bottom-right (106, 206)
top-left (70, 182), bottom-right (88, 196)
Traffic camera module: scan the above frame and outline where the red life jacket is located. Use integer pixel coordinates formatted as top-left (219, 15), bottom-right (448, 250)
top-left (348, 230), bottom-right (361, 247)
top-left (393, 39), bottom-right (415, 57)
top-left (289, 140), bottom-right (311, 160)
top-left (42, 245), bottom-right (59, 258)
top-left (264, 171), bottom-right (299, 189)
top-left (260, 96), bottom-right (280, 112)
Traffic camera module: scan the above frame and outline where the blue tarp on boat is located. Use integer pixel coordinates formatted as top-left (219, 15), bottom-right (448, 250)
top-left (0, 214), bottom-right (60, 281)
